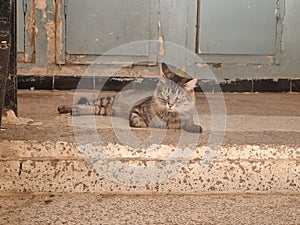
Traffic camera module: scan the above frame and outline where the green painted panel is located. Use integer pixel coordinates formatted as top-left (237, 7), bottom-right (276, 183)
top-left (17, 0), bottom-right (24, 52)
top-left (158, 0), bottom-right (197, 51)
top-left (66, 0), bottom-right (152, 55)
top-left (199, 0), bottom-right (277, 54)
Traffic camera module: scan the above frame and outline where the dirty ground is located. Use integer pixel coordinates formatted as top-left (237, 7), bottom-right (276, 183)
top-left (0, 91), bottom-right (300, 224)
top-left (1, 90), bottom-right (300, 145)
top-left (0, 192), bottom-right (300, 225)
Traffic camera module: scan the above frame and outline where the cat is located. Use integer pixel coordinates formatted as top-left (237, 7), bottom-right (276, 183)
top-left (58, 63), bottom-right (202, 133)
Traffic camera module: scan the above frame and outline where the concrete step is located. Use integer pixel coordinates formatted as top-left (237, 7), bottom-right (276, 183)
top-left (0, 140), bottom-right (299, 193)
top-left (0, 91), bottom-right (299, 193)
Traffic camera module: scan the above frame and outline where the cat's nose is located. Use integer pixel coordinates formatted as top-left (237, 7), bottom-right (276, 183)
top-left (168, 103), bottom-right (174, 108)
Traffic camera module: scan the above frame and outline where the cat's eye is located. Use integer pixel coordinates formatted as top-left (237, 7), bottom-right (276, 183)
top-left (177, 96), bottom-right (184, 101)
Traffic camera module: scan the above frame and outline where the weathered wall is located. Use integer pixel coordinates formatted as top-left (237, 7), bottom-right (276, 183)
top-left (211, 0), bottom-right (300, 80)
top-left (281, 0), bottom-right (300, 76)
top-left (213, 0), bottom-right (299, 80)
top-left (17, 0), bottom-right (300, 81)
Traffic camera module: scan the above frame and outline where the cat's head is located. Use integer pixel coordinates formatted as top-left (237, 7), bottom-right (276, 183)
top-left (154, 63), bottom-right (197, 113)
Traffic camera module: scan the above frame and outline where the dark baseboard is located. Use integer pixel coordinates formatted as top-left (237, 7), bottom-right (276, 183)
top-left (17, 75), bottom-right (300, 93)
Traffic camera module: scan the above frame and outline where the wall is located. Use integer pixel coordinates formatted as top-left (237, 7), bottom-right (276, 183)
top-left (211, 0), bottom-right (300, 80)
top-left (281, 0), bottom-right (300, 76)
top-left (17, 0), bottom-right (300, 85)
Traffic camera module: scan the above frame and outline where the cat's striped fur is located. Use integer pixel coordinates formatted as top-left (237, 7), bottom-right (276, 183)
top-left (58, 96), bottom-right (115, 116)
top-left (58, 63), bottom-right (202, 133)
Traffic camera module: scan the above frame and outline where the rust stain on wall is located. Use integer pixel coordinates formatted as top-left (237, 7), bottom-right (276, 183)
top-left (158, 36), bottom-right (164, 56)
top-left (157, 20), bottom-right (165, 56)
top-left (25, 0), bottom-right (36, 62)
top-left (45, 20), bottom-right (56, 65)
top-left (55, 0), bottom-right (64, 64)
top-left (35, 0), bottom-right (56, 65)
top-left (35, 0), bottom-right (47, 12)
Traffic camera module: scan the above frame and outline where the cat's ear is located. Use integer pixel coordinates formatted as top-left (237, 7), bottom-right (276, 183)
top-left (184, 79), bottom-right (197, 91)
top-left (161, 63), bottom-right (174, 79)
top-left (162, 63), bottom-right (170, 74)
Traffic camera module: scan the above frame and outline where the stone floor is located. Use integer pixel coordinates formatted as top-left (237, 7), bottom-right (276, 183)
top-left (0, 90), bottom-right (299, 224)
top-left (1, 90), bottom-right (300, 145)
top-left (1, 192), bottom-right (300, 225)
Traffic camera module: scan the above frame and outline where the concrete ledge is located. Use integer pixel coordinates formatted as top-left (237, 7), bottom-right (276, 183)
top-left (1, 140), bottom-right (299, 193)
top-left (0, 91), bottom-right (299, 194)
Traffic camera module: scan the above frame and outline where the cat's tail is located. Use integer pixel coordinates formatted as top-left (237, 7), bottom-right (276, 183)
top-left (57, 96), bottom-right (115, 116)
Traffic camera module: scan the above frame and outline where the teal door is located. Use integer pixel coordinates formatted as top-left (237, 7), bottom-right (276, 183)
top-left (199, 0), bottom-right (278, 55)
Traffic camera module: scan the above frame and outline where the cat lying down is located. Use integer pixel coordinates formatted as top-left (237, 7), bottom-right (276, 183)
top-left (58, 63), bottom-right (202, 133)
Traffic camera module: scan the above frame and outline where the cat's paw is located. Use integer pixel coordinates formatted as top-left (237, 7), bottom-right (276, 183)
top-left (57, 105), bottom-right (73, 114)
top-left (129, 112), bottom-right (148, 128)
top-left (149, 116), bottom-right (167, 129)
top-left (184, 125), bottom-right (202, 133)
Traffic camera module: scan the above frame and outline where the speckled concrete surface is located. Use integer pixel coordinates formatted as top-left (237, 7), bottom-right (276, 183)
top-left (0, 91), bottom-right (300, 224)
top-left (0, 192), bottom-right (299, 225)
top-left (1, 91), bottom-right (300, 145)
top-left (0, 141), bottom-right (299, 193)
top-left (0, 91), bottom-right (299, 193)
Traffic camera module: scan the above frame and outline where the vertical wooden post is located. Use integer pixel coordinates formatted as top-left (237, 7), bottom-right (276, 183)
top-left (6, 0), bottom-right (17, 115)
top-left (0, 0), bottom-right (17, 127)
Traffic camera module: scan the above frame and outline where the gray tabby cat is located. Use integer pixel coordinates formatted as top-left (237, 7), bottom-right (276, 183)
top-left (58, 63), bottom-right (202, 133)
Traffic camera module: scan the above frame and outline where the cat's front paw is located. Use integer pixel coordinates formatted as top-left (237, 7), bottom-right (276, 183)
top-left (57, 105), bottom-right (73, 114)
top-left (184, 125), bottom-right (202, 133)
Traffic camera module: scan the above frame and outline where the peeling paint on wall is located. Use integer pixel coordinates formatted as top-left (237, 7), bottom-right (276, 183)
top-left (157, 20), bottom-right (165, 56)
top-left (158, 36), bottom-right (164, 56)
top-left (33, 0), bottom-right (56, 66)
top-left (45, 20), bottom-right (56, 64)
top-left (25, 0), bottom-right (35, 62)
top-left (35, 0), bottom-right (47, 11)
top-left (55, 0), bottom-right (66, 64)
top-left (17, 0), bottom-right (300, 80)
